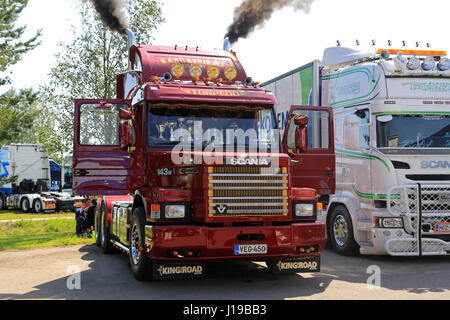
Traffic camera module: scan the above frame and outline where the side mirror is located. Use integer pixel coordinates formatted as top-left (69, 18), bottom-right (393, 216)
top-left (119, 108), bottom-right (133, 120)
top-left (294, 115), bottom-right (308, 153)
top-left (119, 121), bottom-right (133, 150)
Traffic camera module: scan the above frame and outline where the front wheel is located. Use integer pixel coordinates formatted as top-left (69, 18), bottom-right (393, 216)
top-left (329, 205), bottom-right (359, 256)
top-left (129, 207), bottom-right (152, 281)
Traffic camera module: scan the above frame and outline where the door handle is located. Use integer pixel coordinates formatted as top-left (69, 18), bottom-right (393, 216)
top-left (74, 169), bottom-right (89, 176)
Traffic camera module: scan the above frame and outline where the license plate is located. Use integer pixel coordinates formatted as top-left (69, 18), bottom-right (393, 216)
top-left (439, 194), bottom-right (450, 203)
top-left (234, 244), bottom-right (267, 255)
top-left (435, 223), bottom-right (450, 233)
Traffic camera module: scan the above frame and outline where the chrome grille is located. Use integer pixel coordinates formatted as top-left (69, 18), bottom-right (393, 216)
top-left (208, 166), bottom-right (289, 217)
top-left (388, 184), bottom-right (450, 236)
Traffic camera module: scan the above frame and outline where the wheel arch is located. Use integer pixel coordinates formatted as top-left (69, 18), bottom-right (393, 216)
top-left (327, 196), bottom-right (360, 242)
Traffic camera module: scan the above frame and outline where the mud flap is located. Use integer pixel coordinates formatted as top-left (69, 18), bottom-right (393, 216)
top-left (152, 262), bottom-right (205, 280)
top-left (268, 256), bottom-right (321, 274)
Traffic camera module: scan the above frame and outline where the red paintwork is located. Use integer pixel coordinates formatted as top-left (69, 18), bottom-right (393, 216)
top-left (144, 83), bottom-right (277, 105)
top-left (282, 106), bottom-right (336, 195)
top-left (73, 44), bottom-right (335, 268)
top-left (129, 45), bottom-right (247, 84)
top-left (148, 223), bottom-right (326, 263)
top-left (102, 195), bottom-right (133, 226)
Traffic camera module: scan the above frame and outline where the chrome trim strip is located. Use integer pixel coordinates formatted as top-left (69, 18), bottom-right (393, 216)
top-left (209, 209), bottom-right (288, 214)
top-left (209, 179), bottom-right (288, 184)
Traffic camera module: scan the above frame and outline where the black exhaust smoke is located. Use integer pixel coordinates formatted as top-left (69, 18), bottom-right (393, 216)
top-left (225, 0), bottom-right (315, 44)
top-left (87, 0), bottom-right (129, 34)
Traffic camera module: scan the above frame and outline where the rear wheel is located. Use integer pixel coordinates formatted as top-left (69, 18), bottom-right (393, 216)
top-left (33, 199), bottom-right (43, 213)
top-left (94, 206), bottom-right (101, 247)
top-left (129, 207), bottom-right (152, 281)
top-left (100, 202), bottom-right (116, 254)
top-left (20, 198), bottom-right (31, 213)
top-left (329, 205), bottom-right (359, 256)
top-left (0, 195), bottom-right (5, 210)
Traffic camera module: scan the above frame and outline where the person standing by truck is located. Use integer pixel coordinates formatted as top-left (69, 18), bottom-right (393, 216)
top-left (75, 198), bottom-right (91, 236)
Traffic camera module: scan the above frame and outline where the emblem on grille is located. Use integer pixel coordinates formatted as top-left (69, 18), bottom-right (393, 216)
top-left (226, 157), bottom-right (272, 165)
top-left (214, 204), bottom-right (228, 214)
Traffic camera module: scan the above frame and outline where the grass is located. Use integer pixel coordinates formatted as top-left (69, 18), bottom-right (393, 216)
top-left (0, 209), bottom-right (74, 220)
top-left (0, 217), bottom-right (94, 251)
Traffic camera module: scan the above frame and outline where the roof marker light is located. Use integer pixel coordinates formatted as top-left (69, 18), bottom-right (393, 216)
top-left (376, 49), bottom-right (447, 56)
top-left (438, 57), bottom-right (450, 71)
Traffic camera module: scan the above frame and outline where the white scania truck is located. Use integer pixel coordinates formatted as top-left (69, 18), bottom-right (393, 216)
top-left (0, 144), bottom-right (83, 213)
top-left (263, 47), bottom-right (450, 256)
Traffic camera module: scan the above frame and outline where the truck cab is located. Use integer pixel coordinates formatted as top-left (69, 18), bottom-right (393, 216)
top-left (73, 38), bottom-right (335, 279)
top-left (322, 47), bottom-right (450, 256)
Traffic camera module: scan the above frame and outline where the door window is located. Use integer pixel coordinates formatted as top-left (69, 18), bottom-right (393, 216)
top-left (79, 103), bottom-right (123, 146)
top-left (356, 109), bottom-right (370, 149)
top-left (287, 109), bottom-right (330, 149)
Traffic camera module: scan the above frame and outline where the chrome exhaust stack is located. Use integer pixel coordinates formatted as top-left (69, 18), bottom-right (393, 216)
top-left (125, 29), bottom-right (136, 70)
top-left (223, 37), bottom-right (231, 51)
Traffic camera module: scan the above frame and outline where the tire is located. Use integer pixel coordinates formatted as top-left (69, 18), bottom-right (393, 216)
top-left (94, 206), bottom-right (101, 247)
top-left (328, 205), bottom-right (359, 256)
top-left (100, 202), bottom-right (116, 254)
top-left (33, 199), bottom-right (43, 213)
top-left (0, 195), bottom-right (5, 210)
top-left (129, 207), bottom-right (152, 281)
top-left (20, 198), bottom-right (31, 213)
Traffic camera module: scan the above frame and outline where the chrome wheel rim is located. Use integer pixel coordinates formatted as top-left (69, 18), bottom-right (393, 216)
top-left (333, 215), bottom-right (349, 247)
top-left (34, 201), bottom-right (42, 212)
top-left (95, 213), bottom-right (99, 242)
top-left (131, 225), bottom-right (141, 265)
top-left (22, 200), bottom-right (29, 211)
top-left (101, 212), bottom-right (105, 245)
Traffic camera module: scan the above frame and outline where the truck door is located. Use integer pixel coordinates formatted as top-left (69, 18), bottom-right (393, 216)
top-left (282, 106), bottom-right (335, 197)
top-left (73, 99), bottom-right (139, 196)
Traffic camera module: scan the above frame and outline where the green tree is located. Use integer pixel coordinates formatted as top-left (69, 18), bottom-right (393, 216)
top-left (38, 0), bottom-right (164, 161)
top-left (0, 0), bottom-right (41, 86)
top-left (0, 88), bottom-right (39, 145)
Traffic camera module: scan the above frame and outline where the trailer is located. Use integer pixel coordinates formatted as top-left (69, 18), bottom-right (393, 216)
top-left (0, 144), bottom-right (83, 213)
top-left (72, 30), bottom-right (335, 280)
top-left (263, 46), bottom-right (450, 256)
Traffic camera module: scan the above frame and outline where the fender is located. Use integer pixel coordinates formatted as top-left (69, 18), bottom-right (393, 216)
top-left (102, 195), bottom-right (133, 227)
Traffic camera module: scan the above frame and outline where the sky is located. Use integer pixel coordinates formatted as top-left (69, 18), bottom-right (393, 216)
top-left (7, 0), bottom-right (450, 92)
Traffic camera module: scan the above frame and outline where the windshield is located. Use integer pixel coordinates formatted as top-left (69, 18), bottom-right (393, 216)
top-left (377, 114), bottom-right (450, 148)
top-left (147, 104), bottom-right (277, 149)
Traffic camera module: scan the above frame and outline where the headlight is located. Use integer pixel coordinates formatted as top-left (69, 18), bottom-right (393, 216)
top-left (438, 57), bottom-right (450, 71)
top-left (165, 205), bottom-right (186, 219)
top-left (407, 56), bottom-right (420, 70)
top-left (374, 217), bottom-right (403, 228)
top-left (294, 203), bottom-right (315, 218)
top-left (422, 56), bottom-right (435, 71)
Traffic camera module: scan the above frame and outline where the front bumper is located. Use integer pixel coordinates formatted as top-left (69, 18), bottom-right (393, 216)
top-left (363, 228), bottom-right (450, 256)
top-left (145, 223), bottom-right (326, 262)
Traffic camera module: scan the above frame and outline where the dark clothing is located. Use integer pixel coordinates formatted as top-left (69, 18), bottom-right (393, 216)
top-left (75, 205), bottom-right (96, 235)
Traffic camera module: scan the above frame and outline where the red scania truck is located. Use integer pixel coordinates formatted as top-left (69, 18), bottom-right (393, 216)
top-left (72, 31), bottom-right (335, 280)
